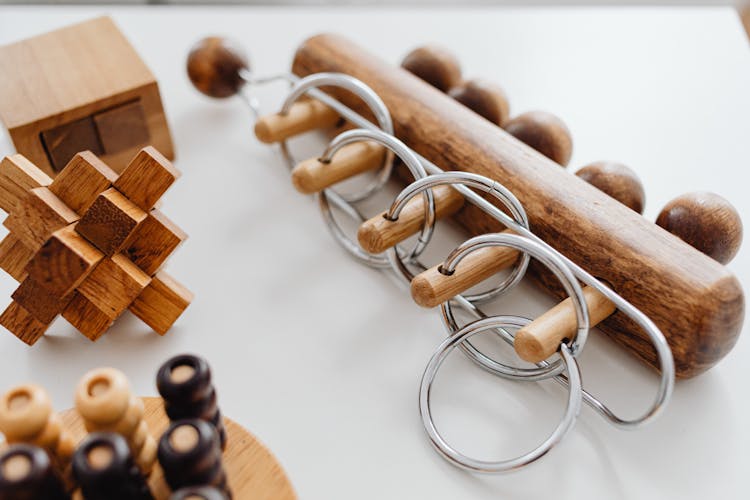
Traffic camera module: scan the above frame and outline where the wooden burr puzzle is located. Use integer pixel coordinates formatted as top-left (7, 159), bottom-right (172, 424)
top-left (0, 147), bottom-right (191, 345)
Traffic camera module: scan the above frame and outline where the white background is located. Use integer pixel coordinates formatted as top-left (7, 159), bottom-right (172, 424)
top-left (1, 5), bottom-right (749, 499)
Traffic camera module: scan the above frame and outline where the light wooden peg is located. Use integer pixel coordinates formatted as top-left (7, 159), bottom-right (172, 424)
top-left (410, 232), bottom-right (519, 308)
top-left (357, 184), bottom-right (464, 254)
top-left (254, 100), bottom-right (341, 144)
top-left (291, 141), bottom-right (385, 194)
top-left (514, 285), bottom-right (616, 363)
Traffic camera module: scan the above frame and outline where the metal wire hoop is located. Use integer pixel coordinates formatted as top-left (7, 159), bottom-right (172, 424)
top-left (420, 315), bottom-right (582, 473)
top-left (279, 72), bottom-right (394, 202)
top-left (319, 128), bottom-right (436, 268)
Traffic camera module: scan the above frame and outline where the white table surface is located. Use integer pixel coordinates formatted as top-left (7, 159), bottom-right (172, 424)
top-left (1, 5), bottom-right (749, 500)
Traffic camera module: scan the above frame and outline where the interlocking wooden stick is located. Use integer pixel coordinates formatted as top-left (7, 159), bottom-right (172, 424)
top-left (254, 99), bottom-right (340, 144)
top-left (291, 141), bottom-right (385, 194)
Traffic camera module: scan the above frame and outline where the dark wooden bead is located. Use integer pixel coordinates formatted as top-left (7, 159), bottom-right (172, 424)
top-left (0, 444), bottom-right (69, 500)
top-left (656, 192), bottom-right (743, 264)
top-left (448, 79), bottom-right (510, 127)
top-left (575, 161), bottom-right (645, 214)
top-left (504, 111), bottom-right (573, 166)
top-left (170, 486), bottom-right (229, 500)
top-left (187, 37), bottom-right (249, 99)
top-left (401, 45), bottom-right (461, 92)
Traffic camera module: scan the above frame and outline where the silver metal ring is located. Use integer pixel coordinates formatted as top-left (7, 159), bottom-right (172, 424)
top-left (420, 315), bottom-right (582, 473)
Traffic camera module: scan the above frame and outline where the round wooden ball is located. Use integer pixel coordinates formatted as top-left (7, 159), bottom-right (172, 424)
top-left (401, 45), bottom-right (462, 92)
top-left (575, 161), bottom-right (645, 214)
top-left (187, 37), bottom-right (249, 99)
top-left (448, 79), bottom-right (510, 127)
top-left (656, 192), bottom-right (743, 264)
top-left (504, 111), bottom-right (573, 166)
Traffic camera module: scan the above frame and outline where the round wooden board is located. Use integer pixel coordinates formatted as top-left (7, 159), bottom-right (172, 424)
top-left (60, 397), bottom-right (296, 500)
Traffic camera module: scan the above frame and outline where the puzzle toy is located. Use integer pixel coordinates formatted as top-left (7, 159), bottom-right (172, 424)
top-left (0, 147), bottom-right (192, 345)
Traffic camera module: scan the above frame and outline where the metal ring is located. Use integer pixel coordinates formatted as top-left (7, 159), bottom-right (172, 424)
top-left (420, 315), bottom-right (582, 473)
top-left (319, 128), bottom-right (436, 268)
top-left (279, 73), bottom-right (394, 202)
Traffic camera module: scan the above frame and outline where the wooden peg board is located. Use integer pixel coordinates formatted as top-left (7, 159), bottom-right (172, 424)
top-left (60, 397), bottom-right (297, 500)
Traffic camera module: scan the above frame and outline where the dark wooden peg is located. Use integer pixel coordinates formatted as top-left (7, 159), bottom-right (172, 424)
top-left (187, 37), bottom-right (249, 99)
top-left (0, 444), bottom-right (69, 500)
top-left (575, 161), bottom-right (645, 214)
top-left (504, 111), bottom-right (573, 166)
top-left (448, 79), bottom-right (510, 127)
top-left (401, 45), bottom-right (462, 92)
top-left (656, 192), bottom-right (743, 265)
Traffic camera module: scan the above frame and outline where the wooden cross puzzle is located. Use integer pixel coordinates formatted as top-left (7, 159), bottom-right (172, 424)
top-left (0, 147), bottom-right (192, 345)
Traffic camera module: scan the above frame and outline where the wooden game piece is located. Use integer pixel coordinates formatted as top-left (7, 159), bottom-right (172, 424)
top-left (401, 45), bottom-right (462, 92)
top-left (128, 272), bottom-right (193, 335)
top-left (72, 432), bottom-right (154, 500)
top-left (122, 210), bottom-right (187, 276)
top-left (187, 37), bottom-right (250, 99)
top-left (575, 161), bottom-right (645, 214)
top-left (61, 292), bottom-right (115, 342)
top-left (25, 225), bottom-right (104, 297)
top-left (291, 141), bottom-right (386, 194)
top-left (0, 16), bottom-right (174, 174)
top-left (48, 152), bottom-right (118, 215)
top-left (156, 355), bottom-right (227, 450)
top-left (75, 188), bottom-right (148, 255)
top-left (656, 192), bottom-right (742, 265)
top-left (157, 420), bottom-right (230, 498)
top-left (170, 486), bottom-right (228, 500)
top-left (0, 302), bottom-right (51, 345)
top-left (11, 277), bottom-right (73, 324)
top-left (113, 147), bottom-right (180, 211)
top-left (503, 111), bottom-right (573, 166)
top-left (0, 154), bottom-right (52, 214)
top-left (0, 235), bottom-right (34, 282)
top-left (448, 79), bottom-right (510, 127)
top-left (76, 254), bottom-right (152, 320)
top-left (0, 384), bottom-right (76, 477)
top-left (4, 187), bottom-right (79, 248)
top-left (75, 368), bottom-right (157, 474)
top-left (357, 184), bottom-right (465, 254)
top-left (0, 444), bottom-right (70, 500)
top-left (254, 100), bottom-right (341, 144)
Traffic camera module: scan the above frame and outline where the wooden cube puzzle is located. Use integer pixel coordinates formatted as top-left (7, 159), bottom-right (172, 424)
top-left (0, 147), bottom-right (192, 345)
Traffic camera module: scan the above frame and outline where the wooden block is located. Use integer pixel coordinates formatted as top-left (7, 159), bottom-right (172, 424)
top-left (123, 209), bottom-right (187, 275)
top-left (93, 100), bottom-right (150, 154)
top-left (75, 188), bottom-right (147, 255)
top-left (0, 154), bottom-right (53, 214)
top-left (25, 225), bottom-right (103, 296)
top-left (113, 147), bottom-right (179, 210)
top-left (129, 271), bottom-right (192, 335)
top-left (40, 116), bottom-right (103, 172)
top-left (0, 301), bottom-right (51, 345)
top-left (49, 151), bottom-right (118, 214)
top-left (0, 235), bottom-right (34, 281)
top-left (4, 187), bottom-right (79, 248)
top-left (11, 277), bottom-right (71, 324)
top-left (77, 254), bottom-right (151, 319)
top-left (62, 292), bottom-right (114, 341)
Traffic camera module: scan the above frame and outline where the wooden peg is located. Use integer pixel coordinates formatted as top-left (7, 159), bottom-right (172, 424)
top-left (575, 161), bottom-right (645, 214)
top-left (0, 155), bottom-right (52, 214)
top-left (0, 235), bottom-right (34, 282)
top-left (4, 187), bottom-right (79, 249)
top-left (448, 79), bottom-right (510, 127)
top-left (504, 111), bottom-right (573, 166)
top-left (254, 100), bottom-right (341, 144)
top-left (401, 45), bottom-right (462, 92)
top-left (0, 444), bottom-right (69, 500)
top-left (187, 36), bottom-right (249, 99)
top-left (357, 184), bottom-right (464, 254)
top-left (410, 233), bottom-right (519, 308)
top-left (291, 141), bottom-right (386, 194)
top-left (514, 285), bottom-right (616, 363)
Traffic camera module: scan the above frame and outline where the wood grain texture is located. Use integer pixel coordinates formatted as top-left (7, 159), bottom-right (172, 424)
top-left (93, 100), bottom-right (150, 155)
top-left (11, 277), bottom-right (72, 324)
top-left (4, 188), bottom-right (79, 248)
top-left (40, 116), bottom-right (103, 172)
top-left (448, 79), bottom-right (510, 127)
top-left (401, 45), bottom-right (462, 92)
top-left (0, 154), bottom-right (53, 214)
top-left (61, 397), bottom-right (297, 500)
top-left (0, 301), bottom-right (51, 345)
top-left (504, 111), bottom-right (573, 166)
top-left (291, 142), bottom-right (385, 194)
top-left (61, 292), bottom-right (114, 342)
top-left (76, 188), bottom-right (147, 256)
top-left (49, 151), bottom-right (118, 215)
top-left (129, 271), bottom-right (193, 335)
top-left (254, 100), bottom-right (341, 144)
top-left (0, 235), bottom-right (34, 282)
top-left (575, 161), bottom-right (645, 214)
top-left (292, 34), bottom-right (745, 378)
top-left (123, 209), bottom-right (186, 276)
top-left (114, 147), bottom-right (179, 211)
top-left (76, 254), bottom-right (151, 320)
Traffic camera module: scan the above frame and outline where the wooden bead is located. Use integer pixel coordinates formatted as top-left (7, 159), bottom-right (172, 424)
top-left (575, 161), bottom-right (645, 214)
top-left (656, 192), bottom-right (743, 265)
top-left (0, 444), bottom-right (69, 500)
top-left (291, 142), bottom-right (385, 194)
top-left (401, 45), bottom-right (461, 92)
top-left (187, 37), bottom-right (248, 99)
top-left (504, 111), bottom-right (573, 166)
top-left (170, 485), bottom-right (229, 500)
top-left (448, 79), bottom-right (510, 127)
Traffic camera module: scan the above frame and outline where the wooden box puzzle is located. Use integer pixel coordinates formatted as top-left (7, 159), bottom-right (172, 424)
top-left (0, 16), bottom-right (174, 176)
top-left (0, 147), bottom-right (191, 345)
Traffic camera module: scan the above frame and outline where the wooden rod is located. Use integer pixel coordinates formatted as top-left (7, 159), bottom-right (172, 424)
top-left (410, 229), bottom-right (518, 308)
top-left (254, 99), bottom-right (341, 144)
top-left (514, 285), bottom-right (616, 363)
top-left (357, 184), bottom-right (464, 254)
top-left (292, 34), bottom-right (744, 378)
top-left (291, 142), bottom-right (386, 194)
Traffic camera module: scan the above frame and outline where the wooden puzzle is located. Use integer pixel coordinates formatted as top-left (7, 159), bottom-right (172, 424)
top-left (0, 147), bottom-right (191, 345)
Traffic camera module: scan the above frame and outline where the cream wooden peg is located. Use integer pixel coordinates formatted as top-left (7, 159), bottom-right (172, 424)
top-left (291, 141), bottom-right (385, 194)
top-left (254, 100), bottom-right (341, 144)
